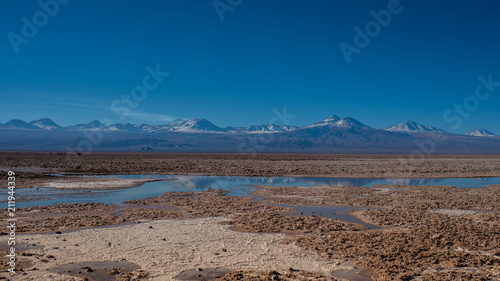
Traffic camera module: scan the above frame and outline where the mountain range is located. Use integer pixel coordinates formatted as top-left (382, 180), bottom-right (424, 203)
top-left (1, 117), bottom-right (496, 136)
top-left (0, 116), bottom-right (498, 153)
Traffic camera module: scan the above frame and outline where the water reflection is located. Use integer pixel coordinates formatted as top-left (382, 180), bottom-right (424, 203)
top-left (14, 175), bottom-right (500, 208)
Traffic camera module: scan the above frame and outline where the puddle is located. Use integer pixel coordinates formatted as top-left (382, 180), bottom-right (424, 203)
top-left (14, 243), bottom-right (43, 251)
top-left (278, 205), bottom-right (381, 230)
top-left (174, 268), bottom-right (232, 280)
top-left (51, 261), bottom-right (140, 281)
top-left (332, 268), bottom-right (373, 281)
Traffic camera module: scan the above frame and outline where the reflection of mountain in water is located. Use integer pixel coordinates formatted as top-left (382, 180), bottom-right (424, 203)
top-left (166, 176), bottom-right (295, 191)
top-left (164, 176), bottom-right (500, 191)
top-left (165, 176), bottom-right (383, 191)
top-left (384, 178), bottom-right (442, 186)
top-left (471, 178), bottom-right (488, 182)
top-left (17, 175), bottom-right (500, 208)
top-left (168, 176), bottom-right (220, 190)
top-left (297, 178), bottom-right (376, 186)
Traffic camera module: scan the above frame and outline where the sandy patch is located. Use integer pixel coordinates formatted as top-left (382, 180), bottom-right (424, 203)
top-left (431, 209), bottom-right (479, 216)
top-left (45, 178), bottom-right (168, 190)
top-left (3, 217), bottom-right (352, 280)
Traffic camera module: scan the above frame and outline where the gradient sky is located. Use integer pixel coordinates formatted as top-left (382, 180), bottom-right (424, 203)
top-left (1, 0), bottom-right (499, 134)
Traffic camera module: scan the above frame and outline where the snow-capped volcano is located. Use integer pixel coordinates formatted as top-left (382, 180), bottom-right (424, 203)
top-left (303, 115), bottom-right (341, 128)
top-left (383, 121), bottom-right (444, 134)
top-left (303, 115), bottom-right (368, 130)
top-left (29, 118), bottom-right (62, 130)
top-left (334, 117), bottom-right (369, 129)
top-left (466, 128), bottom-right (497, 137)
top-left (165, 118), bottom-right (225, 132)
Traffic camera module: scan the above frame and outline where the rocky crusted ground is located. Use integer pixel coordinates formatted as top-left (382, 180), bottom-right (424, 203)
top-left (124, 188), bottom-right (288, 217)
top-left (254, 184), bottom-right (500, 211)
top-left (7, 203), bottom-right (182, 234)
top-left (222, 211), bottom-right (363, 234)
top-left (239, 185), bottom-right (500, 280)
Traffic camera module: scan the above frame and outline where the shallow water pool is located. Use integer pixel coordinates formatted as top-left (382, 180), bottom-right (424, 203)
top-left (15, 175), bottom-right (500, 208)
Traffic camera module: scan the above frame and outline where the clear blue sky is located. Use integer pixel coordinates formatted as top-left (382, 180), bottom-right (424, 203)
top-left (1, 0), bottom-right (499, 133)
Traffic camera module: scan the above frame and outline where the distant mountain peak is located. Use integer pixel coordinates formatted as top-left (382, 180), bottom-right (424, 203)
top-left (108, 123), bottom-right (138, 132)
top-left (167, 118), bottom-right (225, 132)
top-left (30, 118), bottom-right (62, 130)
top-left (304, 115), bottom-right (368, 130)
top-left (4, 119), bottom-right (40, 130)
top-left (324, 115), bottom-right (340, 122)
top-left (466, 128), bottom-right (497, 137)
top-left (66, 120), bottom-right (108, 131)
top-left (334, 117), bottom-right (367, 129)
top-left (242, 124), bottom-right (297, 133)
top-left (304, 115), bottom-right (341, 128)
top-left (383, 121), bottom-right (443, 134)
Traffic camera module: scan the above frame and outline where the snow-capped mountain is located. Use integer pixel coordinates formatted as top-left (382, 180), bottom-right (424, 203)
top-left (163, 118), bottom-right (226, 133)
top-left (466, 128), bottom-right (497, 137)
top-left (303, 115), bottom-right (340, 128)
top-left (66, 120), bottom-right (108, 131)
top-left (302, 115), bottom-right (369, 130)
top-left (227, 124), bottom-right (297, 133)
top-left (248, 124), bottom-right (297, 133)
top-left (333, 117), bottom-right (369, 129)
top-left (135, 123), bottom-right (157, 132)
top-left (383, 121), bottom-right (444, 134)
top-left (108, 123), bottom-right (139, 132)
top-left (29, 118), bottom-right (62, 130)
top-left (1, 116), bottom-right (500, 153)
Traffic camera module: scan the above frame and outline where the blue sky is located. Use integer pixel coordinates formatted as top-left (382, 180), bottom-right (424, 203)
top-left (1, 0), bottom-right (499, 133)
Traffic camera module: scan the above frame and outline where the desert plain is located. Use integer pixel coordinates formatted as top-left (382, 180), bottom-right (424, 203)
top-left (0, 152), bottom-right (499, 281)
